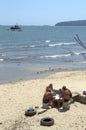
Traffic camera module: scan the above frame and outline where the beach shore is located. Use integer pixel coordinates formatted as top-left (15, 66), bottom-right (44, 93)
top-left (0, 70), bottom-right (86, 130)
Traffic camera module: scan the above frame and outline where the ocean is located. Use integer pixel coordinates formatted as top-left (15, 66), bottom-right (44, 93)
top-left (0, 25), bottom-right (86, 83)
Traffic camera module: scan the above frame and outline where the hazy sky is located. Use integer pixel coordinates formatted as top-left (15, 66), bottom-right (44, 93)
top-left (0, 0), bottom-right (86, 25)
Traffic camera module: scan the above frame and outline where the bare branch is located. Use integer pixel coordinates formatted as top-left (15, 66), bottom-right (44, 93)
top-left (82, 53), bottom-right (86, 60)
top-left (74, 34), bottom-right (86, 60)
top-left (74, 34), bottom-right (86, 49)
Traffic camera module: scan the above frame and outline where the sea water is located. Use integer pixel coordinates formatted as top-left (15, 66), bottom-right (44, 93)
top-left (0, 25), bottom-right (86, 83)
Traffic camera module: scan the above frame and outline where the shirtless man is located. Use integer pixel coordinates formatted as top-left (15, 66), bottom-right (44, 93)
top-left (60, 86), bottom-right (72, 102)
top-left (43, 88), bottom-right (54, 108)
top-left (46, 83), bottom-right (53, 92)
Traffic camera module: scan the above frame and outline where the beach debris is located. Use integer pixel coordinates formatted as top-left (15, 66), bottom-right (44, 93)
top-left (0, 122), bottom-right (2, 125)
top-left (42, 103), bottom-right (50, 109)
top-left (78, 95), bottom-right (86, 104)
top-left (74, 34), bottom-right (86, 49)
top-left (68, 98), bottom-right (74, 104)
top-left (74, 34), bottom-right (86, 59)
top-left (62, 102), bottom-right (70, 110)
top-left (83, 90), bottom-right (86, 95)
top-left (40, 117), bottom-right (54, 126)
top-left (35, 106), bottom-right (39, 109)
top-left (37, 108), bottom-right (48, 115)
top-left (72, 92), bottom-right (86, 104)
top-left (25, 106), bottom-right (37, 116)
top-left (72, 92), bottom-right (80, 101)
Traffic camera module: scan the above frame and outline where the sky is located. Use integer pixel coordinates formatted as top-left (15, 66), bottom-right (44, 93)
top-left (0, 0), bottom-right (86, 25)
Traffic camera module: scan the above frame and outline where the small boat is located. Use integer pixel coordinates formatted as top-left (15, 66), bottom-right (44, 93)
top-left (10, 24), bottom-right (21, 31)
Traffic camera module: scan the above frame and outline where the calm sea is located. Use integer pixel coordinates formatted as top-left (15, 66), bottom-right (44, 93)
top-left (0, 25), bottom-right (86, 83)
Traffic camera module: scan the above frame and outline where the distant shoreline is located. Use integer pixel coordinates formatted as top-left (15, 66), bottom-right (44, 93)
top-left (55, 20), bottom-right (86, 26)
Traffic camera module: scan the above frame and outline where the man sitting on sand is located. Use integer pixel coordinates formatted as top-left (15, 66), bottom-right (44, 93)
top-left (53, 89), bottom-right (63, 108)
top-left (60, 86), bottom-right (72, 102)
top-left (42, 87), bottom-right (54, 108)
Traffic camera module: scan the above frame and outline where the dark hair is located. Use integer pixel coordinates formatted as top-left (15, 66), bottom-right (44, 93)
top-left (62, 86), bottom-right (66, 90)
top-left (59, 89), bottom-right (62, 93)
top-left (49, 83), bottom-right (53, 87)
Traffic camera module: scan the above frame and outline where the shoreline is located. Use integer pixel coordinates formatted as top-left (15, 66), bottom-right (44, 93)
top-left (0, 64), bottom-right (86, 84)
top-left (0, 70), bottom-right (86, 130)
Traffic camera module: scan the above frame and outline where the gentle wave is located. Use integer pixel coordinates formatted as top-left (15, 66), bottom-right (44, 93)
top-left (0, 41), bottom-right (76, 51)
top-left (81, 61), bottom-right (86, 63)
top-left (40, 54), bottom-right (71, 59)
top-left (29, 42), bottom-right (76, 48)
top-left (0, 59), bottom-right (4, 62)
top-left (70, 50), bottom-right (86, 56)
top-left (2, 50), bottom-right (86, 61)
top-left (48, 42), bottom-right (76, 47)
top-left (45, 40), bottom-right (50, 43)
top-left (40, 51), bottom-right (86, 59)
top-left (7, 56), bottom-right (28, 60)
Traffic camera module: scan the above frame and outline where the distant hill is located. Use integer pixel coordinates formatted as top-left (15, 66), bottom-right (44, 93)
top-left (55, 20), bottom-right (86, 26)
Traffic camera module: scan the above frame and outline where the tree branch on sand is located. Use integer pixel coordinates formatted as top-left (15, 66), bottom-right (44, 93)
top-left (74, 34), bottom-right (86, 59)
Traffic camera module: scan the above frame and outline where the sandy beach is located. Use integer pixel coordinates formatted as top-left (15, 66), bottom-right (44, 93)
top-left (0, 70), bottom-right (86, 130)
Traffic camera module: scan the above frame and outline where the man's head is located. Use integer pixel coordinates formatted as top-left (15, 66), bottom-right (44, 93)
top-left (62, 86), bottom-right (67, 91)
top-left (49, 83), bottom-right (53, 89)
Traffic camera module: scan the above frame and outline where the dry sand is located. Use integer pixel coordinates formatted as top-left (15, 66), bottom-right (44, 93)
top-left (0, 70), bottom-right (86, 130)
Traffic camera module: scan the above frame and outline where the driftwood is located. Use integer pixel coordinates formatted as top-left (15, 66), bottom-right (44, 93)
top-left (74, 34), bottom-right (86, 49)
top-left (74, 34), bottom-right (86, 59)
top-left (72, 92), bottom-right (86, 104)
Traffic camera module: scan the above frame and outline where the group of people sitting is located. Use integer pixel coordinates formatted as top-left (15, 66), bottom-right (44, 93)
top-left (42, 83), bottom-right (72, 109)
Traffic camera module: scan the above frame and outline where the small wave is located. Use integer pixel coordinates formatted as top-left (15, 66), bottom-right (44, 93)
top-left (29, 42), bottom-right (76, 48)
top-left (7, 56), bottom-right (28, 60)
top-left (81, 61), bottom-right (86, 63)
top-left (30, 45), bottom-right (36, 48)
top-left (61, 42), bottom-right (76, 46)
top-left (70, 51), bottom-right (86, 56)
top-left (29, 44), bottom-right (47, 48)
top-left (0, 59), bottom-right (4, 62)
top-left (19, 41), bottom-right (76, 49)
top-left (0, 41), bottom-right (76, 51)
top-left (48, 43), bottom-right (59, 47)
top-left (40, 54), bottom-right (71, 59)
top-left (48, 42), bottom-right (76, 47)
top-left (26, 41), bottom-right (76, 48)
top-left (80, 51), bottom-right (86, 54)
top-left (45, 40), bottom-right (50, 43)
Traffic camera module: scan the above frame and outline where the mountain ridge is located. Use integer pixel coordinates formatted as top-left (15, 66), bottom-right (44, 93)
top-left (55, 20), bottom-right (86, 26)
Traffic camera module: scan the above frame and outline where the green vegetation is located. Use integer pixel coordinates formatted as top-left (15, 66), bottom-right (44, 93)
top-left (55, 20), bottom-right (86, 26)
